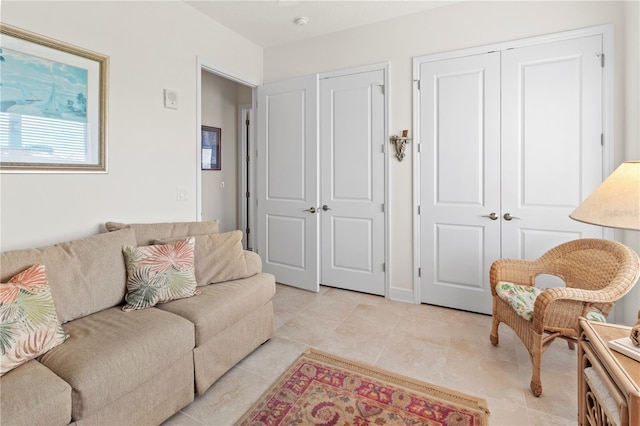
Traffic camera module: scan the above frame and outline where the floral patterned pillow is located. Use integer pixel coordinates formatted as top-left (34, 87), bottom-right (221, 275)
top-left (0, 264), bottom-right (68, 376)
top-left (122, 238), bottom-right (199, 311)
top-left (495, 281), bottom-right (543, 321)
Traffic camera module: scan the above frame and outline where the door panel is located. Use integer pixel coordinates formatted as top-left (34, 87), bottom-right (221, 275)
top-left (257, 75), bottom-right (319, 292)
top-left (501, 35), bottom-right (604, 259)
top-left (320, 69), bottom-right (385, 295)
top-left (420, 53), bottom-right (501, 314)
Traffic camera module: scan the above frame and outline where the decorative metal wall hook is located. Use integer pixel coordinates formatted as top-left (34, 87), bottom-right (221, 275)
top-left (390, 130), bottom-right (411, 161)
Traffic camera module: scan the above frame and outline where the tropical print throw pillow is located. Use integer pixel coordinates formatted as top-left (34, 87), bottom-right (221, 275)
top-left (0, 264), bottom-right (68, 376)
top-left (122, 238), bottom-right (199, 311)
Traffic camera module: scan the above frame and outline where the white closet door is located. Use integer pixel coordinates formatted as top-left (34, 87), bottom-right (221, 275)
top-left (501, 35), bottom-right (604, 271)
top-left (417, 34), bottom-right (606, 313)
top-left (419, 53), bottom-right (501, 314)
top-left (256, 75), bottom-right (320, 292)
top-left (320, 69), bottom-right (386, 295)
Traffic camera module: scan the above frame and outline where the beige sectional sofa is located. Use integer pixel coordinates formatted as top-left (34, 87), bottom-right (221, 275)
top-left (0, 221), bottom-right (276, 425)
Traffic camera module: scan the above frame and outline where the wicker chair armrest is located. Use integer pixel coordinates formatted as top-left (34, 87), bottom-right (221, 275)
top-left (490, 258), bottom-right (542, 294)
top-left (531, 287), bottom-right (618, 333)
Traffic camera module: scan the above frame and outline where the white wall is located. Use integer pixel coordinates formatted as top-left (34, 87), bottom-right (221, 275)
top-left (621, 0), bottom-right (640, 324)
top-left (263, 0), bottom-right (639, 320)
top-left (200, 71), bottom-right (252, 232)
top-left (0, 1), bottom-right (262, 251)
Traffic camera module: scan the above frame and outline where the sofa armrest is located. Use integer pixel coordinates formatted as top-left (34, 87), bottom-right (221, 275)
top-left (244, 251), bottom-right (262, 276)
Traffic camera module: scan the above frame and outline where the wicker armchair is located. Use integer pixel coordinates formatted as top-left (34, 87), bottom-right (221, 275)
top-left (489, 238), bottom-right (640, 397)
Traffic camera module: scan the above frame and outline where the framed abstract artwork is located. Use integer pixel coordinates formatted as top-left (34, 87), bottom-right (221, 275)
top-left (0, 24), bottom-right (108, 172)
top-left (201, 126), bottom-right (221, 170)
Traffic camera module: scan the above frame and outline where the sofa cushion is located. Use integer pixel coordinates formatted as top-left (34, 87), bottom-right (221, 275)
top-left (122, 238), bottom-right (199, 311)
top-left (0, 359), bottom-right (72, 426)
top-left (0, 228), bottom-right (136, 324)
top-left (38, 306), bottom-right (194, 421)
top-left (156, 273), bottom-right (276, 346)
top-left (1, 264), bottom-right (68, 376)
top-left (156, 231), bottom-right (249, 286)
top-left (105, 221), bottom-right (219, 246)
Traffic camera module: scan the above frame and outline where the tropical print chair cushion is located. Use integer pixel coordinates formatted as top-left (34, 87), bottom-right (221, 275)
top-left (496, 281), bottom-right (607, 323)
top-left (585, 310), bottom-right (607, 323)
top-left (122, 238), bottom-right (198, 311)
top-left (0, 264), bottom-right (68, 376)
top-left (495, 281), bottom-right (543, 321)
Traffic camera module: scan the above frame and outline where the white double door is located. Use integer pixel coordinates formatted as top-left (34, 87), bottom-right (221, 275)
top-left (418, 35), bottom-right (605, 314)
top-left (257, 69), bottom-right (386, 295)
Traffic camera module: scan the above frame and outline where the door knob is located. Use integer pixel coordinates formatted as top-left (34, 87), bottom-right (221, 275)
top-left (503, 213), bottom-right (520, 221)
top-left (482, 212), bottom-right (498, 221)
top-left (322, 205), bottom-right (332, 211)
top-left (304, 207), bottom-right (317, 214)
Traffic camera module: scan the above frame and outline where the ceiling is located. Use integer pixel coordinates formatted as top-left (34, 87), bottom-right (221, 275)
top-left (184, 1), bottom-right (456, 48)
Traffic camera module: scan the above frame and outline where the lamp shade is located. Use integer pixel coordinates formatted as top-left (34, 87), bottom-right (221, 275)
top-left (570, 161), bottom-right (640, 230)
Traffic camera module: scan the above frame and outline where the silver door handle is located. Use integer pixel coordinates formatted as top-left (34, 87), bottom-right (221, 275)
top-left (482, 212), bottom-right (498, 221)
top-left (304, 207), bottom-right (317, 214)
top-left (503, 213), bottom-right (520, 221)
top-left (322, 205), bottom-right (332, 211)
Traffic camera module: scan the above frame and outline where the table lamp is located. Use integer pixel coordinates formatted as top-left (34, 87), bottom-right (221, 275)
top-left (570, 161), bottom-right (640, 230)
top-left (570, 161), bottom-right (640, 346)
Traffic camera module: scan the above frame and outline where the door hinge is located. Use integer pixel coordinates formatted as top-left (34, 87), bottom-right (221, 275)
top-left (382, 262), bottom-right (386, 272)
top-left (415, 80), bottom-right (421, 90)
top-left (379, 84), bottom-right (385, 95)
top-left (418, 205), bottom-right (421, 215)
top-left (381, 203), bottom-right (385, 213)
top-left (599, 53), bottom-right (605, 68)
top-left (246, 191), bottom-right (250, 198)
top-left (601, 133), bottom-right (604, 146)
top-left (417, 143), bottom-right (421, 153)
top-left (246, 227), bottom-right (250, 235)
top-left (418, 267), bottom-right (421, 277)
top-left (246, 119), bottom-right (250, 126)
top-left (381, 144), bottom-right (385, 154)
top-left (246, 155), bottom-right (250, 162)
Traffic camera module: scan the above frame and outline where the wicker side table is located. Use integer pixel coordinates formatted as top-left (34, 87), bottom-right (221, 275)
top-left (578, 319), bottom-right (640, 425)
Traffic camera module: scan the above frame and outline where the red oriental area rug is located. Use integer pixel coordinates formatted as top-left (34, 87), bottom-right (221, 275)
top-left (235, 349), bottom-right (489, 426)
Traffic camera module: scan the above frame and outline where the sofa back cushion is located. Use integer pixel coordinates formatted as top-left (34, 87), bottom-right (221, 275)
top-left (105, 221), bottom-right (219, 246)
top-left (0, 228), bottom-right (136, 323)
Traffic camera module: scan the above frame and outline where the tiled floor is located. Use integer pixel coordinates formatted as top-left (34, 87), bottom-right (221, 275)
top-left (164, 284), bottom-right (578, 425)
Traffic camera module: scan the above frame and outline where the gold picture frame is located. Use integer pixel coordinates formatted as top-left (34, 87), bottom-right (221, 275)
top-left (0, 24), bottom-right (108, 172)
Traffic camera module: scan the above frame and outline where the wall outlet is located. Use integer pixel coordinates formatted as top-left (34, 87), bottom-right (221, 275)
top-left (177, 187), bottom-right (189, 201)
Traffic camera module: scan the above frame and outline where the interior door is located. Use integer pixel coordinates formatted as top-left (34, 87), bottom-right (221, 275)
top-left (419, 53), bottom-right (502, 314)
top-left (501, 35), bottom-right (604, 269)
top-left (256, 75), bottom-right (320, 292)
top-left (320, 69), bottom-right (386, 295)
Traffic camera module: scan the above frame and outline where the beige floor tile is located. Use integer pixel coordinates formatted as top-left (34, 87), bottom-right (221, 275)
top-left (163, 412), bottom-right (206, 426)
top-left (275, 310), bottom-right (342, 346)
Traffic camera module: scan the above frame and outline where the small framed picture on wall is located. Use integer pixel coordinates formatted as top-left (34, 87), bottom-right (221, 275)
top-left (201, 126), bottom-right (221, 170)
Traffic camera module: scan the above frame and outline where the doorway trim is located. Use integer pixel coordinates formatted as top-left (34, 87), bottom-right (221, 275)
top-left (196, 56), bottom-right (258, 224)
top-left (411, 24), bottom-right (615, 304)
